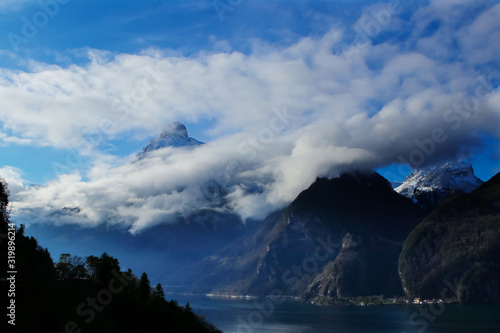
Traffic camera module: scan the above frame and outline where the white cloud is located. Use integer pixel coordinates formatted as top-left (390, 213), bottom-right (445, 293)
top-left (457, 3), bottom-right (500, 65)
top-left (2, 2), bottom-right (500, 232)
top-left (0, 132), bottom-right (32, 146)
top-left (0, 166), bottom-right (26, 200)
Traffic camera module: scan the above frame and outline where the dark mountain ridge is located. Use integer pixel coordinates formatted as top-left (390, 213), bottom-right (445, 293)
top-left (182, 171), bottom-right (425, 298)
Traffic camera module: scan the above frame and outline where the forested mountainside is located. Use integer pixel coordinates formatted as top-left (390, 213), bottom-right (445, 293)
top-left (0, 179), bottom-right (221, 333)
top-left (399, 172), bottom-right (500, 303)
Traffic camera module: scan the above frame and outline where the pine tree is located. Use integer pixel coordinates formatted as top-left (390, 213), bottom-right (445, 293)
top-left (153, 283), bottom-right (165, 299)
top-left (139, 272), bottom-right (151, 302)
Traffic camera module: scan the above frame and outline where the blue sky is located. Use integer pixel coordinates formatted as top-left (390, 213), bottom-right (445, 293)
top-left (1, 0), bottom-right (499, 232)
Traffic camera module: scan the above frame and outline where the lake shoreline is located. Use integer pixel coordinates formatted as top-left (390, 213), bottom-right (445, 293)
top-left (164, 293), bottom-right (500, 333)
top-left (165, 291), bottom-right (469, 307)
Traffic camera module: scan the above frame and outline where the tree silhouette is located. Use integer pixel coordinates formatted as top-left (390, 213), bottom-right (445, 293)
top-left (55, 253), bottom-right (73, 279)
top-left (139, 272), bottom-right (151, 302)
top-left (0, 178), bottom-right (9, 230)
top-left (86, 255), bottom-right (99, 279)
top-left (153, 283), bottom-right (165, 299)
top-left (0, 179), bottom-right (9, 279)
top-left (18, 223), bottom-right (25, 236)
top-left (96, 252), bottom-right (120, 283)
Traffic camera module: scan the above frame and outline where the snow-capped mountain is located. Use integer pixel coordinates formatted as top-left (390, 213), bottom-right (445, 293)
top-left (395, 161), bottom-right (484, 211)
top-left (391, 181), bottom-right (404, 189)
top-left (137, 122), bottom-right (203, 159)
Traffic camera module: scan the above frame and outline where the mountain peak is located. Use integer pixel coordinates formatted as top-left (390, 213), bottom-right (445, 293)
top-left (395, 160), bottom-right (483, 211)
top-left (160, 121), bottom-right (188, 139)
top-left (138, 122), bottom-right (203, 159)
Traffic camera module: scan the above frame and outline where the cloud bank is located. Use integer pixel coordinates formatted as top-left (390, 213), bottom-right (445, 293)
top-left (2, 1), bottom-right (500, 232)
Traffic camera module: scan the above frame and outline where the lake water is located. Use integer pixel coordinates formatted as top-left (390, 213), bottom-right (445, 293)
top-left (170, 294), bottom-right (500, 333)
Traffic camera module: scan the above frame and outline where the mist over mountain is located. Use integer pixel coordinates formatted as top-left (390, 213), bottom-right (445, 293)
top-left (24, 209), bottom-right (256, 287)
top-left (13, 158), bottom-right (500, 305)
top-left (6, 0), bottom-right (500, 233)
top-left (9, 120), bottom-right (496, 304)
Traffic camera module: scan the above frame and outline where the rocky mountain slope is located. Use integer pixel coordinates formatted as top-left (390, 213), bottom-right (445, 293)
top-left (395, 161), bottom-right (483, 212)
top-left (399, 172), bottom-right (500, 303)
top-left (183, 171), bottom-right (425, 298)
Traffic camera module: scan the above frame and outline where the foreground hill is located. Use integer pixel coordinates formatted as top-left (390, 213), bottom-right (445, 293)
top-left (399, 172), bottom-right (500, 303)
top-left (0, 180), bottom-right (221, 333)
